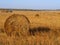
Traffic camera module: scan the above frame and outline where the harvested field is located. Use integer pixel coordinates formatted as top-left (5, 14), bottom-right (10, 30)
top-left (0, 9), bottom-right (60, 45)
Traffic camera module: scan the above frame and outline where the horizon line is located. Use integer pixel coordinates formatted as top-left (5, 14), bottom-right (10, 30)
top-left (0, 8), bottom-right (60, 11)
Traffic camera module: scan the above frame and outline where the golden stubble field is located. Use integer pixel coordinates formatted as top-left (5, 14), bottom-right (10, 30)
top-left (0, 9), bottom-right (60, 45)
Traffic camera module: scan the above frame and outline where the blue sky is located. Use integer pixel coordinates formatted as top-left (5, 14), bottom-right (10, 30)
top-left (0, 0), bottom-right (60, 9)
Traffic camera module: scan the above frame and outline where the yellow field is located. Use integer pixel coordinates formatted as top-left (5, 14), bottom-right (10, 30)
top-left (0, 9), bottom-right (60, 45)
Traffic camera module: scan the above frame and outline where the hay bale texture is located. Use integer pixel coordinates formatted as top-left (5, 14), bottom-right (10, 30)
top-left (4, 14), bottom-right (30, 37)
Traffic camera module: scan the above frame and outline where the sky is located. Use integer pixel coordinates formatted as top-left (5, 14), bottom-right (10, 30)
top-left (0, 0), bottom-right (60, 9)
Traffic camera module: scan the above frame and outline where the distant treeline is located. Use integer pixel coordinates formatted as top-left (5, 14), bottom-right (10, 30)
top-left (0, 8), bottom-right (60, 11)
